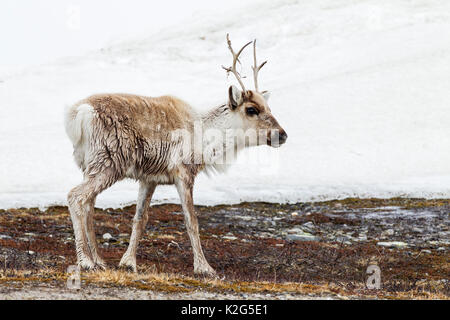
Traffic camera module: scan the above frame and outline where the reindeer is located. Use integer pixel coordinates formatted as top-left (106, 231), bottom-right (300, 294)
top-left (64, 35), bottom-right (287, 276)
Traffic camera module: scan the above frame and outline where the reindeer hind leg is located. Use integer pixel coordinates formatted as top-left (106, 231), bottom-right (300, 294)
top-left (68, 170), bottom-right (118, 270)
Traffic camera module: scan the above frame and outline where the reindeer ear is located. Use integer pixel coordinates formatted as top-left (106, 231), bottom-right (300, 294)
top-left (261, 90), bottom-right (270, 102)
top-left (228, 85), bottom-right (243, 109)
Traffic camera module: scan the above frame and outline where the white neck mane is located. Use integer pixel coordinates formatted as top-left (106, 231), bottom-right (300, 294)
top-left (199, 103), bottom-right (244, 174)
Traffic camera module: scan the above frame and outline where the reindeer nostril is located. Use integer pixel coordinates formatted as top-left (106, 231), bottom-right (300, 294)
top-left (279, 131), bottom-right (288, 143)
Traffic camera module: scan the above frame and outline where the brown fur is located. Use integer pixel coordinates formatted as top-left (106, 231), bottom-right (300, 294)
top-left (78, 94), bottom-right (195, 183)
top-left (66, 89), bottom-right (286, 276)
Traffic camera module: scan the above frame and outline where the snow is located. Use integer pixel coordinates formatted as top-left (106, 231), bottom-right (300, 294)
top-left (0, 0), bottom-right (262, 68)
top-left (1, 0), bottom-right (450, 209)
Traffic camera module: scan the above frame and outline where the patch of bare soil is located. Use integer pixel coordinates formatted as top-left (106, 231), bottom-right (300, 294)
top-left (0, 198), bottom-right (448, 299)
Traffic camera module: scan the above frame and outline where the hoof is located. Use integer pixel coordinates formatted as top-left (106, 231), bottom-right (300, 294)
top-left (194, 264), bottom-right (217, 279)
top-left (93, 258), bottom-right (107, 271)
top-left (93, 262), bottom-right (107, 271)
top-left (79, 259), bottom-right (106, 272)
top-left (119, 255), bottom-right (137, 273)
top-left (78, 257), bottom-right (95, 271)
top-left (118, 263), bottom-right (137, 273)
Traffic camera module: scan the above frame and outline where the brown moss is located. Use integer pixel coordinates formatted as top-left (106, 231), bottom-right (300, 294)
top-left (316, 197), bottom-right (450, 209)
top-left (0, 200), bottom-right (448, 299)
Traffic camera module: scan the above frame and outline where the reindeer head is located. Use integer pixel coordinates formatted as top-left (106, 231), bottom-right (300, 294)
top-left (223, 35), bottom-right (288, 148)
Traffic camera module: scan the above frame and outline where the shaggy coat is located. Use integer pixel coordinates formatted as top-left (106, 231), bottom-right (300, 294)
top-left (65, 88), bottom-right (287, 275)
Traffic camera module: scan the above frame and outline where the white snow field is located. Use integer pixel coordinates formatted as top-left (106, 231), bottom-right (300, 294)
top-left (1, 0), bottom-right (450, 209)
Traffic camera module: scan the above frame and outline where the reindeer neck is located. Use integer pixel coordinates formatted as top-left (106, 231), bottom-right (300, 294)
top-left (201, 103), bottom-right (232, 130)
top-left (199, 103), bottom-right (243, 170)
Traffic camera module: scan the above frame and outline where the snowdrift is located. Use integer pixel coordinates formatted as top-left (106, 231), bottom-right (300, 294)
top-left (1, 0), bottom-right (449, 208)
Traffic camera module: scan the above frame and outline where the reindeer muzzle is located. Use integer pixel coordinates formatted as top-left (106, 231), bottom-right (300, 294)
top-left (267, 129), bottom-right (287, 147)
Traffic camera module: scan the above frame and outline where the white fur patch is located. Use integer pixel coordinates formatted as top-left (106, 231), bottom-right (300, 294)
top-left (65, 103), bottom-right (94, 146)
top-left (64, 103), bottom-right (94, 170)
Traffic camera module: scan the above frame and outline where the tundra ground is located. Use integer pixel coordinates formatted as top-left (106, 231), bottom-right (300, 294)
top-left (0, 198), bottom-right (448, 299)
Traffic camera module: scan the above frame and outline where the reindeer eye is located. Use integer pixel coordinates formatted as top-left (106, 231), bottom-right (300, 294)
top-left (246, 107), bottom-right (259, 116)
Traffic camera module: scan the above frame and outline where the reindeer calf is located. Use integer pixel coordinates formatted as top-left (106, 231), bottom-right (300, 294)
top-left (65, 35), bottom-right (287, 276)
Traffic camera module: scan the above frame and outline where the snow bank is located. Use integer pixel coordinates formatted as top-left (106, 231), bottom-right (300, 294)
top-left (1, 0), bottom-right (450, 209)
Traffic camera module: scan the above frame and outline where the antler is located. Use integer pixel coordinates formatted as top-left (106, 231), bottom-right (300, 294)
top-left (222, 34), bottom-right (252, 94)
top-left (252, 39), bottom-right (267, 92)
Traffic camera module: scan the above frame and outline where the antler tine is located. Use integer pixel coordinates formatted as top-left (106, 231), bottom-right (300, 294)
top-left (222, 33), bottom-right (252, 94)
top-left (252, 39), bottom-right (267, 92)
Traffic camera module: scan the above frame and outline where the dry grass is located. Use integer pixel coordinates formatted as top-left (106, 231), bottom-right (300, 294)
top-left (0, 267), bottom-right (347, 297)
top-left (84, 269), bottom-right (340, 295)
top-left (0, 268), bottom-right (448, 299)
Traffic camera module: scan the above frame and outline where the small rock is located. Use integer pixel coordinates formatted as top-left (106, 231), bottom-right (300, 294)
top-left (291, 212), bottom-right (298, 217)
top-left (287, 227), bottom-right (303, 234)
top-left (358, 235), bottom-right (368, 241)
top-left (437, 247), bottom-right (445, 251)
top-left (345, 232), bottom-right (355, 238)
top-left (377, 241), bottom-right (408, 248)
top-left (223, 233), bottom-right (237, 241)
top-left (383, 229), bottom-right (395, 236)
top-left (27, 250), bottom-right (35, 255)
top-left (286, 233), bottom-right (318, 241)
top-left (335, 236), bottom-right (348, 242)
top-left (0, 234), bottom-right (11, 240)
top-left (223, 236), bottom-right (237, 241)
top-left (421, 249), bottom-right (432, 254)
top-left (302, 222), bottom-right (315, 229)
top-left (236, 215), bottom-right (252, 221)
top-left (102, 233), bottom-right (115, 241)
